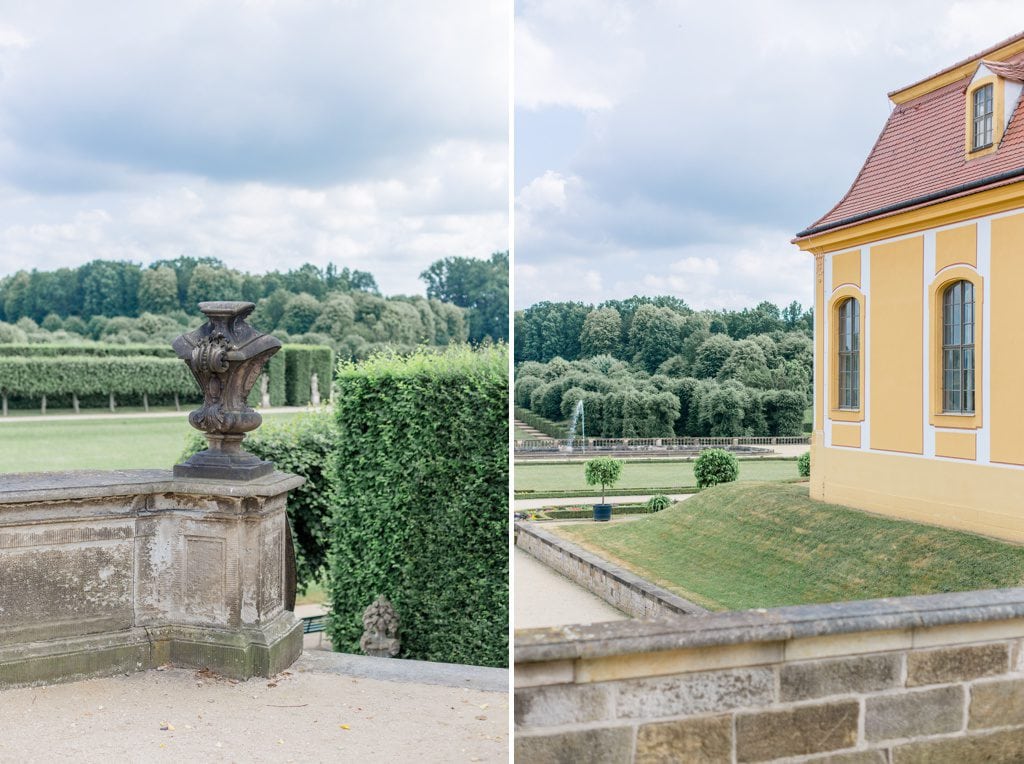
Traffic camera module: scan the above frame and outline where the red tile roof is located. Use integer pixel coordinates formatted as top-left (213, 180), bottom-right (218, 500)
top-left (983, 59), bottom-right (1024, 82)
top-left (798, 48), bottom-right (1024, 237)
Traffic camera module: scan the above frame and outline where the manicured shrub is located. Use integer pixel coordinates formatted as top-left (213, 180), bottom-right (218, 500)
top-left (327, 345), bottom-right (507, 667)
top-left (645, 494), bottom-right (672, 511)
top-left (798, 450), bottom-right (811, 478)
top-left (283, 344), bottom-right (334, 405)
top-left (246, 353), bottom-right (287, 408)
top-left (694, 448), bottom-right (739, 489)
top-left (513, 405), bottom-right (567, 439)
top-left (584, 457), bottom-right (623, 503)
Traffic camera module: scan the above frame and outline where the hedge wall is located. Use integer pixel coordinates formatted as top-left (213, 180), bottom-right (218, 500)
top-left (327, 345), bottom-right (508, 667)
top-left (0, 356), bottom-right (196, 398)
top-left (0, 343), bottom-right (174, 358)
top-left (283, 345), bottom-right (333, 406)
top-left (246, 353), bottom-right (288, 408)
top-left (514, 405), bottom-right (567, 438)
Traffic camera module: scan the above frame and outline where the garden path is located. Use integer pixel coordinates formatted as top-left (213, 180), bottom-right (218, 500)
top-left (514, 547), bottom-right (626, 629)
top-left (0, 651), bottom-right (507, 763)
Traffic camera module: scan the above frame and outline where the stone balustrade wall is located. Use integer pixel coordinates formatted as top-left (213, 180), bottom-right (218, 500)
top-left (515, 588), bottom-right (1024, 762)
top-left (0, 470), bottom-right (304, 687)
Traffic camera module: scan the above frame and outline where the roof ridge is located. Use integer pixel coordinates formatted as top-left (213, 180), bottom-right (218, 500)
top-left (889, 30), bottom-right (1024, 99)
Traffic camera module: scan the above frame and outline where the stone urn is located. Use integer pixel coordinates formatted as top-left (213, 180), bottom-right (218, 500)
top-left (172, 301), bottom-right (282, 480)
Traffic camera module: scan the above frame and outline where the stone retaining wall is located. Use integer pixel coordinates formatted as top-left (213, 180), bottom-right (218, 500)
top-left (0, 470), bottom-right (304, 687)
top-left (515, 588), bottom-right (1024, 762)
top-left (514, 522), bottom-right (707, 620)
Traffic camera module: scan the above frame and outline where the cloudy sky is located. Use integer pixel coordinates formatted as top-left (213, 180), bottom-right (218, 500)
top-left (514, 0), bottom-right (1024, 310)
top-left (0, 1), bottom-right (508, 296)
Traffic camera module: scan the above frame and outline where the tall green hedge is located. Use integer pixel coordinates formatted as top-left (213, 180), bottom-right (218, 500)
top-left (327, 345), bottom-right (508, 667)
top-left (283, 345), bottom-right (333, 405)
top-left (246, 353), bottom-right (287, 408)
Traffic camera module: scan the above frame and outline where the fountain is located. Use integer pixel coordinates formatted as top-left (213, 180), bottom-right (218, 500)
top-left (566, 399), bottom-right (585, 452)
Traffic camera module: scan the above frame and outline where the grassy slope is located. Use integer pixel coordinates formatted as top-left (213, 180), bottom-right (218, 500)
top-left (554, 481), bottom-right (1024, 611)
top-left (0, 412), bottom-right (302, 472)
top-left (516, 459), bottom-right (798, 492)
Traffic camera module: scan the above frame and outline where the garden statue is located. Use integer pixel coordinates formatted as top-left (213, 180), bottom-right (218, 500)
top-left (360, 595), bottom-right (401, 657)
top-left (260, 373), bottom-right (271, 408)
top-left (310, 372), bottom-right (320, 406)
top-left (172, 301), bottom-right (282, 480)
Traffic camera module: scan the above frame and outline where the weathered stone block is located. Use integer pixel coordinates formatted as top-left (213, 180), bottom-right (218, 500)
top-left (906, 642), bottom-right (1007, 686)
top-left (865, 685), bottom-right (964, 741)
top-left (969, 677), bottom-right (1024, 729)
top-left (514, 727), bottom-right (633, 764)
top-left (615, 667), bottom-right (774, 719)
top-left (635, 714), bottom-right (732, 763)
top-left (781, 654), bottom-right (901, 701)
top-left (892, 727), bottom-right (1024, 763)
top-left (735, 700), bottom-right (859, 762)
top-left (515, 683), bottom-right (613, 728)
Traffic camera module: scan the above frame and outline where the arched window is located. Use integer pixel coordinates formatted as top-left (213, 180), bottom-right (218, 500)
top-left (942, 280), bottom-right (975, 413)
top-left (837, 298), bottom-right (859, 409)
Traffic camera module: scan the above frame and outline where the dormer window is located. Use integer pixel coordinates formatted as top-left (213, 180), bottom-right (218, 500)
top-left (972, 83), bottom-right (994, 149)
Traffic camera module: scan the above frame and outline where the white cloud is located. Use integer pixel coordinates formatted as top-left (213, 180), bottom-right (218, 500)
top-left (0, 2), bottom-right (509, 293)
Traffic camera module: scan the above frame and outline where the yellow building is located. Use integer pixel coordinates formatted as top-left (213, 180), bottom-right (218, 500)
top-left (794, 32), bottom-right (1024, 542)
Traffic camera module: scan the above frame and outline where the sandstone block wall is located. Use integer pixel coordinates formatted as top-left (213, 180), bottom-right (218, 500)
top-left (515, 588), bottom-right (1024, 763)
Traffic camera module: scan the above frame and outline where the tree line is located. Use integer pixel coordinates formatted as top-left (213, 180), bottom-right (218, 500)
top-left (0, 252), bottom-right (508, 355)
top-left (514, 296), bottom-right (813, 438)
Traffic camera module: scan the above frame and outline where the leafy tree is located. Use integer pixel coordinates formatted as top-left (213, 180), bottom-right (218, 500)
top-left (138, 266), bottom-right (180, 314)
top-left (150, 256), bottom-right (225, 307)
top-left (579, 307), bottom-right (622, 357)
top-left (718, 339), bottom-right (772, 389)
top-left (584, 457), bottom-right (623, 503)
top-left (40, 313), bottom-right (63, 332)
top-left (185, 264), bottom-right (243, 307)
top-left (692, 335), bottom-right (736, 379)
top-left (420, 251), bottom-right (508, 342)
top-left (279, 292), bottom-right (323, 334)
top-left (311, 293), bottom-right (356, 340)
top-left (518, 301), bottom-right (589, 362)
top-left (629, 305), bottom-right (684, 373)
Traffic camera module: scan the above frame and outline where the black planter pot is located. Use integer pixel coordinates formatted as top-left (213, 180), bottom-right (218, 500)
top-left (593, 503), bottom-right (612, 522)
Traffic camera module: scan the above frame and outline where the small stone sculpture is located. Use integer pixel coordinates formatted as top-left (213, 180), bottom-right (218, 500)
top-left (172, 301), bottom-right (281, 480)
top-left (359, 595), bottom-right (400, 657)
top-left (310, 372), bottom-right (320, 406)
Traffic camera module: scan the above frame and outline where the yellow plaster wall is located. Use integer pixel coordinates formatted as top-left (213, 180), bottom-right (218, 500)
top-left (990, 213), bottom-right (1024, 466)
top-left (869, 237), bottom-right (923, 454)
top-left (935, 431), bottom-right (977, 460)
top-left (831, 249), bottom-right (861, 290)
top-left (935, 224), bottom-right (977, 271)
top-left (817, 447), bottom-right (1024, 542)
top-left (831, 423), bottom-right (861, 449)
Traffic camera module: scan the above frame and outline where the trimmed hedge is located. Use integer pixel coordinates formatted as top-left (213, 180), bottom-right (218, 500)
top-left (328, 345), bottom-right (508, 667)
top-left (0, 356), bottom-right (196, 398)
top-left (246, 353), bottom-right (287, 408)
top-left (514, 405), bottom-right (567, 439)
top-left (284, 345), bottom-right (334, 405)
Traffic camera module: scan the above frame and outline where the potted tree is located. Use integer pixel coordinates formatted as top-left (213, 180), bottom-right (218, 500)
top-left (584, 457), bottom-right (623, 522)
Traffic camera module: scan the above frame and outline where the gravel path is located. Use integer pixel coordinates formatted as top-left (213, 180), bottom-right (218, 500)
top-left (0, 653), bottom-right (507, 763)
top-left (514, 547), bottom-right (625, 629)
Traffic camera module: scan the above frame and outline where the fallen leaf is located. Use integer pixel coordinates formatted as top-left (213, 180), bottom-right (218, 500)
top-left (159, 723), bottom-right (175, 731)
top-left (475, 715), bottom-right (487, 721)
top-left (339, 724), bottom-right (350, 730)
top-left (277, 739), bottom-right (284, 745)
top-left (267, 682), bottom-right (278, 688)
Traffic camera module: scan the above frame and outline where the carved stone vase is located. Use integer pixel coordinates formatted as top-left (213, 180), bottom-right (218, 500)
top-left (172, 301), bottom-right (281, 480)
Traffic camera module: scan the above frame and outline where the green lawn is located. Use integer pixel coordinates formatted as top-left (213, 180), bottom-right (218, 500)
top-left (514, 426), bottom-right (535, 440)
top-left (0, 412), bottom-right (302, 472)
top-left (515, 458), bottom-right (799, 493)
top-left (553, 482), bottom-right (1024, 611)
